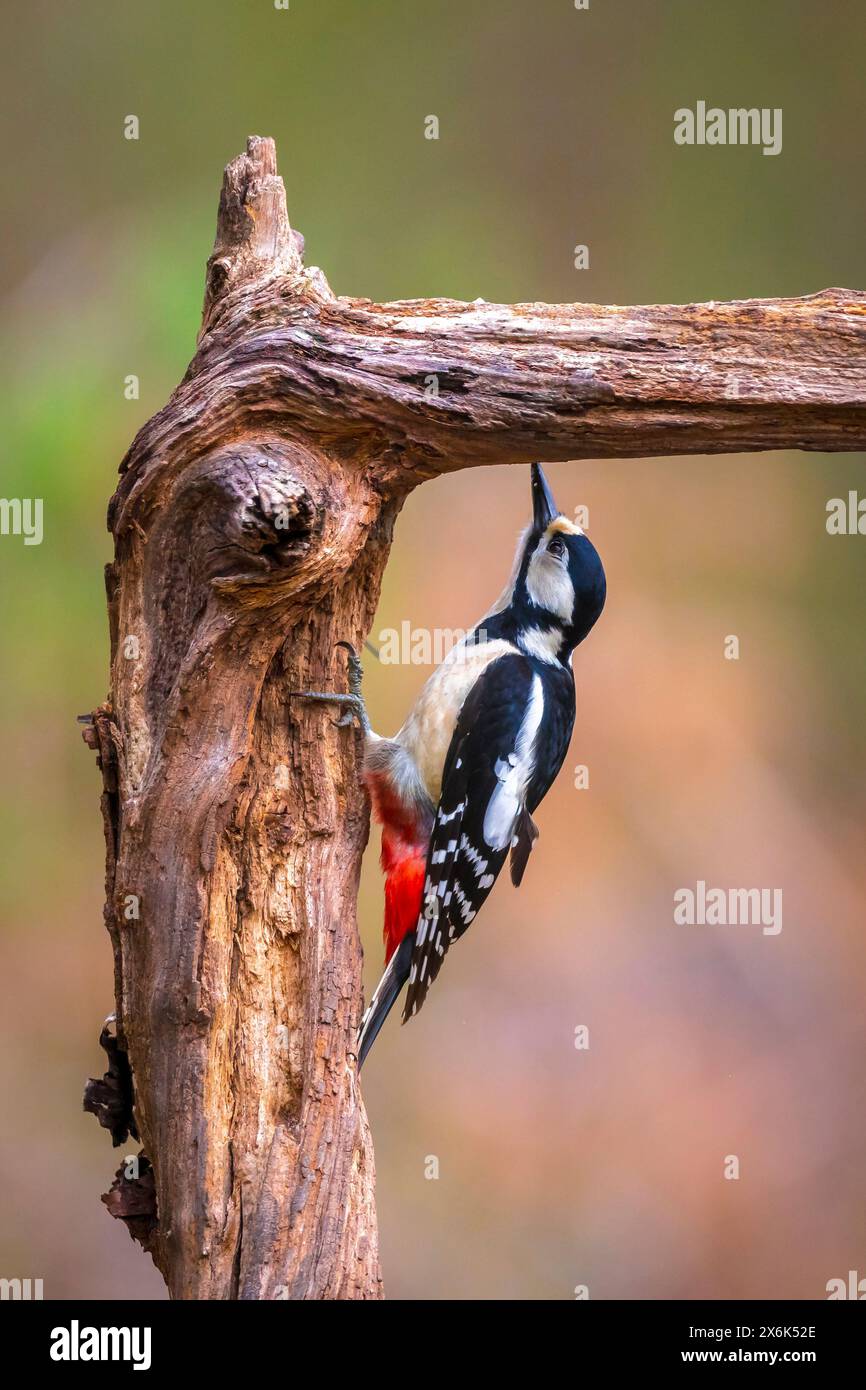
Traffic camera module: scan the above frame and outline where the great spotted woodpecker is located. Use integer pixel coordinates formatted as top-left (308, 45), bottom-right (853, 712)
top-left (298, 464), bottom-right (606, 1067)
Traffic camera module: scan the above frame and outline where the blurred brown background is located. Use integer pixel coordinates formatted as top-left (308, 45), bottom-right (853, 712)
top-left (1, 0), bottom-right (864, 1299)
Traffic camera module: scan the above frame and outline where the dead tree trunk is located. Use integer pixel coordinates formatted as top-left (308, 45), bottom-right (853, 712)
top-left (84, 136), bottom-right (866, 1300)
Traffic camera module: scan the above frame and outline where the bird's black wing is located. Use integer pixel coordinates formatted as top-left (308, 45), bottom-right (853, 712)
top-left (403, 652), bottom-right (564, 1021)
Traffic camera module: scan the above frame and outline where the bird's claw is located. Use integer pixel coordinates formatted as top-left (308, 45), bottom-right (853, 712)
top-left (335, 641), bottom-right (364, 697)
top-left (290, 643), bottom-right (371, 735)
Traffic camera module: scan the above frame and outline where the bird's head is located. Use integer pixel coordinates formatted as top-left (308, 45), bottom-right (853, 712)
top-left (494, 463), bottom-right (606, 662)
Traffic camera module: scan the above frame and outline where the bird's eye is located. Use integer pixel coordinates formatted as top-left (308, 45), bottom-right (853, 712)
top-left (547, 536), bottom-right (566, 560)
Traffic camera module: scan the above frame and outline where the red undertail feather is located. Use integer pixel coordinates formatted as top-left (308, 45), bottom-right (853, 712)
top-left (382, 842), bottom-right (426, 963)
top-left (365, 770), bottom-right (428, 964)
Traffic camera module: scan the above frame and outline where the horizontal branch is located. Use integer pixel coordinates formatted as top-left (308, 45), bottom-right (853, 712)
top-left (117, 137), bottom-right (866, 524)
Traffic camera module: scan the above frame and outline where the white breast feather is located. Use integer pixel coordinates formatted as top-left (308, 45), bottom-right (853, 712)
top-left (396, 637), bottom-right (518, 803)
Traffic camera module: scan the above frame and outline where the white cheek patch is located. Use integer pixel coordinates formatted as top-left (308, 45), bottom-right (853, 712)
top-left (526, 537), bottom-right (575, 622)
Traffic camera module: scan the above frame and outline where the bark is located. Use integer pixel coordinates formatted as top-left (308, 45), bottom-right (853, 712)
top-left (84, 135), bottom-right (866, 1301)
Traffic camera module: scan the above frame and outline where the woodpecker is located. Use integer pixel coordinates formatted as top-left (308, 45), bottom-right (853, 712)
top-left (298, 464), bottom-right (606, 1067)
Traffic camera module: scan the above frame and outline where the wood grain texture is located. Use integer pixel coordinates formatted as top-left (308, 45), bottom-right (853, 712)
top-left (85, 135), bottom-right (866, 1300)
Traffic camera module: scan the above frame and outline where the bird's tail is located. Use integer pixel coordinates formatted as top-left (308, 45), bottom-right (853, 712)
top-left (357, 933), bottom-right (414, 1069)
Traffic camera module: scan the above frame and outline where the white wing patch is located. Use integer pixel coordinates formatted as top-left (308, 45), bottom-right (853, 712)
top-left (482, 674), bottom-right (545, 851)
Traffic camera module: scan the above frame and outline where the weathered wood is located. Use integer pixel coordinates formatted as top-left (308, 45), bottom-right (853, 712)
top-left (85, 134), bottom-right (866, 1301)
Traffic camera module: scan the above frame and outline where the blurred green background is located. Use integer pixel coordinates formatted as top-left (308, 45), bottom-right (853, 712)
top-left (1, 0), bottom-right (865, 1299)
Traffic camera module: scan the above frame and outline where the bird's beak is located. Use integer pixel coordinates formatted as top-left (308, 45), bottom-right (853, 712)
top-left (531, 462), bottom-right (559, 531)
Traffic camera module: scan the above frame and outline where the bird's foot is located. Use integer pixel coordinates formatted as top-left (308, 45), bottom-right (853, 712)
top-left (291, 641), bottom-right (371, 735)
